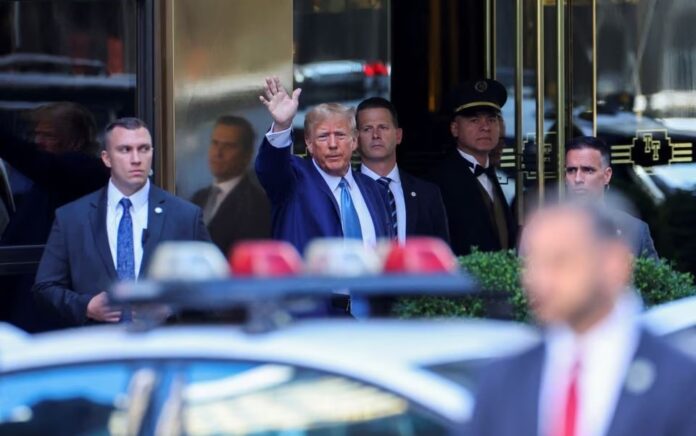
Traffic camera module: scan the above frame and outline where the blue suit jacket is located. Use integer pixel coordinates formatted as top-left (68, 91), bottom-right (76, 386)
top-left (467, 329), bottom-right (696, 436)
top-left (255, 137), bottom-right (392, 253)
top-left (32, 185), bottom-right (211, 327)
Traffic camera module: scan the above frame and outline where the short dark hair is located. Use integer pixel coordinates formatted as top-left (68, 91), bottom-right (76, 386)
top-left (214, 115), bottom-right (255, 153)
top-left (356, 97), bottom-right (399, 127)
top-left (103, 117), bottom-right (149, 150)
top-left (566, 136), bottom-right (611, 167)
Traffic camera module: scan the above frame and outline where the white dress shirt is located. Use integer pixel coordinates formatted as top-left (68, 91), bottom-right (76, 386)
top-left (207, 176), bottom-right (242, 219)
top-left (265, 126), bottom-right (377, 246)
top-left (457, 148), bottom-right (494, 201)
top-left (538, 292), bottom-right (642, 436)
top-left (360, 164), bottom-right (406, 243)
top-left (106, 179), bottom-right (150, 278)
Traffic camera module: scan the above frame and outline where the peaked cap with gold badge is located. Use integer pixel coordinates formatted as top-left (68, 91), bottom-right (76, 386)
top-left (450, 79), bottom-right (508, 117)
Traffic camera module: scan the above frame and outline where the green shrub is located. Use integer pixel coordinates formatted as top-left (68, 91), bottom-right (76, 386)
top-left (394, 250), bottom-right (696, 320)
top-left (634, 256), bottom-right (696, 307)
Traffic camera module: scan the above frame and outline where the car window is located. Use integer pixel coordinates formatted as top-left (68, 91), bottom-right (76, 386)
top-left (0, 362), bottom-right (154, 435)
top-left (176, 361), bottom-right (450, 435)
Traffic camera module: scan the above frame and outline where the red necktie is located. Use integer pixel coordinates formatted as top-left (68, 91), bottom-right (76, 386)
top-left (555, 358), bottom-right (581, 436)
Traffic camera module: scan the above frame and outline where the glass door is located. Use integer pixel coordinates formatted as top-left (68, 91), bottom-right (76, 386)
top-left (495, 0), bottom-right (696, 275)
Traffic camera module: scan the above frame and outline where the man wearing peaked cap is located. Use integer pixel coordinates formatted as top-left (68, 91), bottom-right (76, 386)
top-left (430, 79), bottom-right (517, 256)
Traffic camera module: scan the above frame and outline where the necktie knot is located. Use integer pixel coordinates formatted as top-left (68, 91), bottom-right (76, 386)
top-left (119, 197), bottom-right (132, 211)
top-left (339, 178), bottom-right (349, 190)
top-left (377, 176), bottom-right (392, 188)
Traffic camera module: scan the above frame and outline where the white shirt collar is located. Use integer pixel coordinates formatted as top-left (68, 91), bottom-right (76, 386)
top-left (312, 159), bottom-right (355, 192)
top-left (545, 290), bottom-right (642, 358)
top-left (107, 178), bottom-right (150, 211)
top-left (214, 175), bottom-right (243, 197)
top-left (360, 164), bottom-right (402, 185)
top-left (457, 148), bottom-right (490, 169)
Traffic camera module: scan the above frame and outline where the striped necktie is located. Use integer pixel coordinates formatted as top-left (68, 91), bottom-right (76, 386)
top-left (377, 177), bottom-right (398, 239)
top-left (339, 178), bottom-right (362, 240)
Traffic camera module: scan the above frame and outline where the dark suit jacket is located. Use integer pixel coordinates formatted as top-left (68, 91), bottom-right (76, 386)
top-left (468, 329), bottom-right (696, 436)
top-left (32, 185), bottom-right (211, 327)
top-left (0, 137), bottom-right (109, 245)
top-left (192, 173), bottom-right (271, 255)
top-left (430, 149), bottom-right (517, 256)
top-left (400, 170), bottom-right (450, 242)
top-left (615, 210), bottom-right (658, 260)
top-left (359, 166), bottom-right (450, 243)
top-left (255, 137), bottom-right (392, 253)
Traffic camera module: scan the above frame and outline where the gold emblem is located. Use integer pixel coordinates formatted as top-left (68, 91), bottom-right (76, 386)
top-left (474, 81), bottom-right (488, 93)
top-left (611, 129), bottom-right (693, 170)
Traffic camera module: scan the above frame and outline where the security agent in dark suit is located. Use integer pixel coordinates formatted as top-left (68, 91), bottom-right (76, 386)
top-left (33, 118), bottom-right (210, 327)
top-left (468, 202), bottom-right (696, 436)
top-left (255, 77), bottom-right (392, 254)
top-left (565, 136), bottom-right (658, 259)
top-left (191, 115), bottom-right (271, 255)
top-left (356, 97), bottom-right (449, 243)
top-left (431, 79), bottom-right (517, 256)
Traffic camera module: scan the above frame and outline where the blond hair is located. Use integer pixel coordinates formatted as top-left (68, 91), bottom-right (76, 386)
top-left (304, 103), bottom-right (357, 138)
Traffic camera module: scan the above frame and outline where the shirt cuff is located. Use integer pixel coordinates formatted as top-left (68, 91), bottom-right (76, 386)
top-left (266, 124), bottom-right (293, 148)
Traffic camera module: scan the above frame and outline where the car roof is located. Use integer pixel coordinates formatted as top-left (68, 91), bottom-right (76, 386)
top-left (0, 318), bottom-right (539, 423)
top-left (642, 296), bottom-right (696, 335)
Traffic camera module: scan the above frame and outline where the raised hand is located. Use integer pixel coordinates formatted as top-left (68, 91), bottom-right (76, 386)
top-left (259, 76), bottom-right (301, 132)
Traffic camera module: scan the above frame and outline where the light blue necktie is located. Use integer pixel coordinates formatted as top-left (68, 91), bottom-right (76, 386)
top-left (339, 178), bottom-right (362, 240)
top-left (117, 198), bottom-right (134, 322)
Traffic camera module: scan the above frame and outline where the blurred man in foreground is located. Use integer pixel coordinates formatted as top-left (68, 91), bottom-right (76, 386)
top-left (356, 97), bottom-right (449, 243)
top-left (192, 115), bottom-right (270, 255)
top-left (565, 136), bottom-right (657, 259)
top-left (469, 201), bottom-right (696, 436)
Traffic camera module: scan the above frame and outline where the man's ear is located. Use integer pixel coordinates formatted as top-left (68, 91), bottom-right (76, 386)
top-left (450, 121), bottom-right (459, 138)
top-left (305, 135), bottom-right (313, 155)
top-left (395, 127), bottom-right (403, 146)
top-left (100, 150), bottom-right (112, 168)
top-left (604, 166), bottom-right (613, 187)
top-left (350, 135), bottom-right (358, 153)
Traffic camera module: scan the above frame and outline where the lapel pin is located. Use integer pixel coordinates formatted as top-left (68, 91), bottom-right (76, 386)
top-left (154, 207), bottom-right (163, 214)
top-left (625, 358), bottom-right (655, 395)
top-left (411, 192), bottom-right (417, 197)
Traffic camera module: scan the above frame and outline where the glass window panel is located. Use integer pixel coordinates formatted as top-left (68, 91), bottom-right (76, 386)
top-left (180, 361), bottom-right (449, 435)
top-left (0, 363), bottom-right (150, 435)
top-left (0, 0), bottom-right (137, 246)
top-left (592, 0), bottom-right (696, 274)
top-left (292, 0), bottom-right (391, 140)
top-left (170, 0), bottom-right (291, 255)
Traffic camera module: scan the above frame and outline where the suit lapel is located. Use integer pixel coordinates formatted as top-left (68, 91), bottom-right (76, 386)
top-left (605, 331), bottom-right (656, 436)
top-left (89, 187), bottom-right (117, 281)
top-left (353, 171), bottom-right (389, 236)
top-left (209, 177), bottom-right (244, 227)
top-left (305, 157), bottom-right (341, 218)
top-left (139, 186), bottom-right (167, 276)
top-left (400, 170), bottom-right (418, 235)
top-left (515, 344), bottom-right (544, 436)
